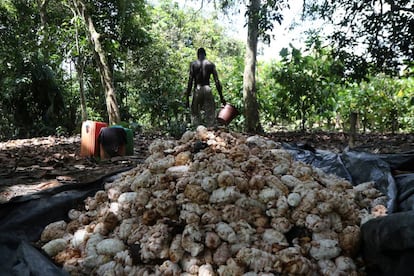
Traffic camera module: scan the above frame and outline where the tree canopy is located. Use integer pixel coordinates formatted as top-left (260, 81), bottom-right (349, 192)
top-left (303, 0), bottom-right (414, 76)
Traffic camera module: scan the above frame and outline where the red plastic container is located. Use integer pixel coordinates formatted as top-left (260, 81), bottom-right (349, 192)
top-left (80, 120), bottom-right (108, 157)
top-left (217, 104), bottom-right (239, 125)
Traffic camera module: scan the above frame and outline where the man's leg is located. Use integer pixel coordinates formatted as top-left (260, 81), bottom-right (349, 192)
top-left (202, 87), bottom-right (216, 127)
top-left (191, 89), bottom-right (202, 127)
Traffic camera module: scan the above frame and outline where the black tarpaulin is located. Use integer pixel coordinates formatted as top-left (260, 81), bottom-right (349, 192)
top-left (0, 170), bottom-right (127, 275)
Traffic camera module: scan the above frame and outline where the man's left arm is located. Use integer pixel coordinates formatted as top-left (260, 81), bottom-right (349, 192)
top-left (213, 65), bottom-right (225, 105)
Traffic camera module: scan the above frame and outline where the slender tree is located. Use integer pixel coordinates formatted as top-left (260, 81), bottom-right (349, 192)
top-left (71, 0), bottom-right (121, 125)
top-left (71, 12), bottom-right (88, 122)
top-left (36, 0), bottom-right (50, 63)
top-left (243, 0), bottom-right (261, 132)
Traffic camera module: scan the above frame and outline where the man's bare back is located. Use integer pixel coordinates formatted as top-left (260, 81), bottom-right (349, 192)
top-left (190, 59), bottom-right (216, 86)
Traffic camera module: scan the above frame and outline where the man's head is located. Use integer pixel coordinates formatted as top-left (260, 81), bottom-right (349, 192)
top-left (197, 48), bottom-right (206, 59)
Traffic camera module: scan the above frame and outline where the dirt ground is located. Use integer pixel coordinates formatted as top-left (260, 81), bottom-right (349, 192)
top-left (0, 131), bottom-right (413, 203)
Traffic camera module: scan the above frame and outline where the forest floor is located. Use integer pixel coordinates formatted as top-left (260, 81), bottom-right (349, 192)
top-left (1, 130), bottom-right (413, 203)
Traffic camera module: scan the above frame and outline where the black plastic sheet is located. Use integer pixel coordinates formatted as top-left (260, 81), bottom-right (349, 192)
top-left (0, 170), bottom-right (127, 276)
top-left (394, 174), bottom-right (414, 213)
top-left (282, 143), bottom-right (353, 182)
top-left (361, 211), bottom-right (414, 276)
top-left (0, 237), bottom-right (69, 276)
top-left (360, 173), bottom-right (414, 275)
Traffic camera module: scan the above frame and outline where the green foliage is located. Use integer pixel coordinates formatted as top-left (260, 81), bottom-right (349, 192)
top-left (338, 74), bottom-right (414, 133)
top-left (219, 54), bottom-right (245, 130)
top-left (259, 36), bottom-right (344, 131)
top-left (0, 0), bottom-right (78, 138)
top-left (257, 60), bottom-right (289, 129)
top-left (211, 0), bottom-right (290, 45)
top-left (123, 0), bottom-right (245, 135)
top-left (257, 33), bottom-right (413, 133)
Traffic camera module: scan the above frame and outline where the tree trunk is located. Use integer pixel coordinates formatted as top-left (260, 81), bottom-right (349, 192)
top-left (76, 60), bottom-right (88, 122)
top-left (73, 0), bottom-right (121, 125)
top-left (243, 0), bottom-right (262, 133)
top-left (300, 101), bottom-right (306, 131)
top-left (71, 6), bottom-right (88, 122)
top-left (390, 108), bottom-right (398, 134)
top-left (349, 111), bottom-right (358, 148)
top-left (37, 0), bottom-right (50, 63)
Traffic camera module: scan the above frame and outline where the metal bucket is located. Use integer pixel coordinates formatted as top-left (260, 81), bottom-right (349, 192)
top-left (217, 103), bottom-right (239, 125)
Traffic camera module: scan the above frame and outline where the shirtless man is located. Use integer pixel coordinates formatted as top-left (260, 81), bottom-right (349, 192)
top-left (185, 48), bottom-right (226, 127)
